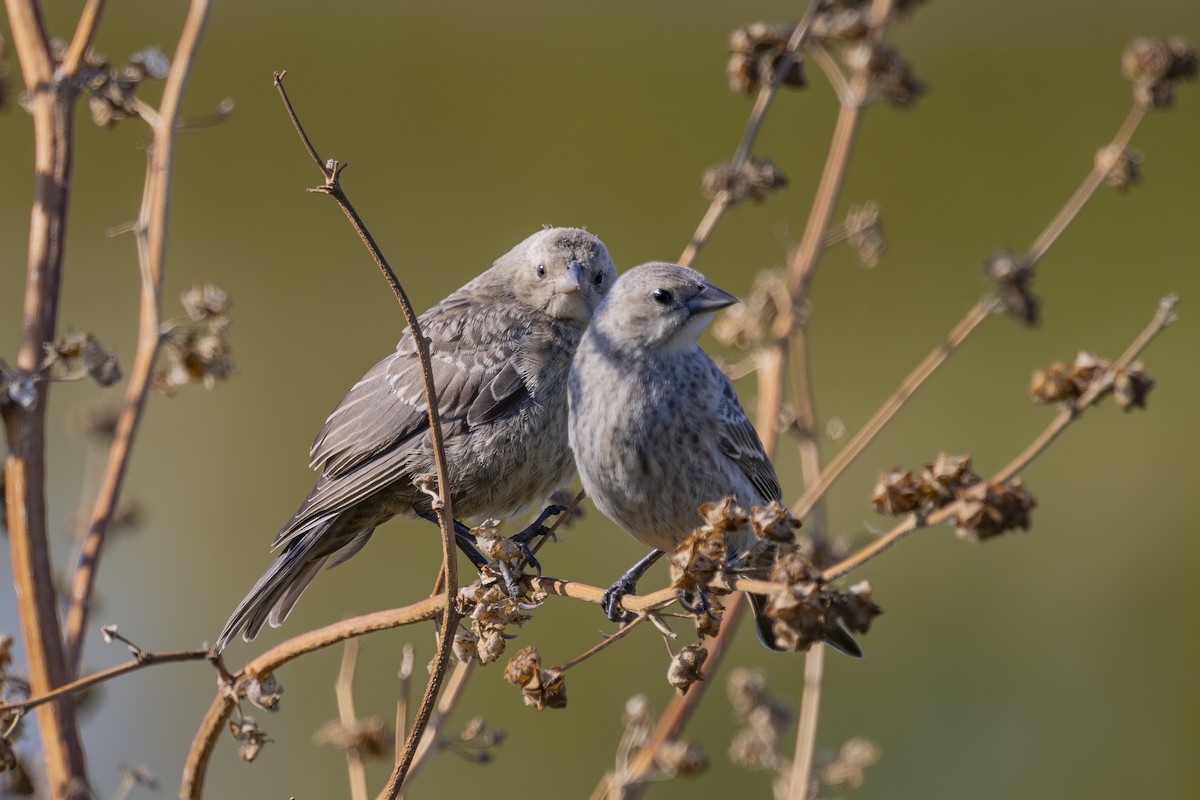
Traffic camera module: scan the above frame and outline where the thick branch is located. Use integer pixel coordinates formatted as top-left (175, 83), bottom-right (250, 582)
top-left (2, 1), bottom-right (92, 795)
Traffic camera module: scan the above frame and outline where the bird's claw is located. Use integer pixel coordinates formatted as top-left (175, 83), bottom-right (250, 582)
top-left (508, 503), bottom-right (569, 577)
top-left (678, 590), bottom-right (722, 622)
top-left (601, 576), bottom-right (638, 623)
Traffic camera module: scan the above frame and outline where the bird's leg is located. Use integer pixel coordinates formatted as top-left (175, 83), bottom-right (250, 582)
top-left (418, 511), bottom-right (489, 570)
top-left (601, 549), bottom-right (664, 623)
top-left (507, 503), bottom-right (570, 576)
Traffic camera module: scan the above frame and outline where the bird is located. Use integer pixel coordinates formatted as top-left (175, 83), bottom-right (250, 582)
top-left (567, 261), bottom-right (861, 656)
top-left (217, 227), bottom-right (616, 651)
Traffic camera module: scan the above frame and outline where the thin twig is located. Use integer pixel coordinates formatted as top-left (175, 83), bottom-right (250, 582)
top-left (555, 616), bottom-right (647, 673)
top-left (821, 295), bottom-right (1178, 583)
top-left (395, 658), bottom-right (474, 799)
top-left (63, 0), bottom-right (214, 678)
top-left (678, 1), bottom-right (823, 267)
top-left (60, 0), bottom-right (106, 77)
top-left (335, 639), bottom-right (369, 800)
top-left (271, 71), bottom-right (461, 800)
top-left (793, 100), bottom-right (1150, 520)
top-left (0, 648), bottom-right (210, 714)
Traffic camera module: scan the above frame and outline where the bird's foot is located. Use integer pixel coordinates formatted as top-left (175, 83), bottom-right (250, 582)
top-left (600, 575), bottom-right (639, 623)
top-left (507, 503), bottom-right (569, 576)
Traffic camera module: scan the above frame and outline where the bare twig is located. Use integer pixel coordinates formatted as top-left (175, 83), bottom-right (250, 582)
top-left (0, 648), bottom-right (210, 714)
top-left (821, 295), bottom-right (1178, 583)
top-left (271, 71), bottom-right (461, 800)
top-left (794, 100), bottom-right (1150, 520)
top-left (555, 616), bottom-right (647, 673)
top-left (63, 0), bottom-right (214, 680)
top-left (335, 639), bottom-right (369, 800)
top-left (181, 597), bottom-right (445, 800)
top-left (679, 1), bottom-right (823, 267)
top-left (60, 0), bottom-right (105, 77)
top-left (395, 658), bottom-right (474, 799)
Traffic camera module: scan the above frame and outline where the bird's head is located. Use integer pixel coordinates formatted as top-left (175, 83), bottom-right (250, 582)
top-left (591, 262), bottom-right (738, 353)
top-left (500, 227), bottom-right (616, 324)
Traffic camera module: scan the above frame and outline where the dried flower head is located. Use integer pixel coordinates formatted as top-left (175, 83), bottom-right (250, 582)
top-left (749, 501), bottom-right (802, 543)
top-left (702, 157), bottom-right (789, 205)
top-left (727, 21), bottom-right (806, 94)
top-left (726, 668), bottom-right (791, 773)
top-left (667, 643), bottom-right (708, 696)
top-left (314, 716), bottom-right (394, 759)
top-left (44, 332), bottom-right (122, 387)
top-left (1113, 361), bottom-right (1154, 411)
top-left (870, 468), bottom-right (922, 516)
top-left (984, 250), bottom-right (1039, 324)
top-left (243, 672), bottom-right (283, 712)
top-left (181, 283), bottom-right (231, 321)
top-left (1122, 37), bottom-right (1197, 109)
top-left (117, 763), bottom-right (158, 791)
top-left (820, 737), bottom-right (882, 789)
top-left (844, 201), bottom-right (886, 267)
top-left (1095, 145), bottom-right (1142, 191)
top-left (919, 453), bottom-right (982, 506)
top-left (845, 42), bottom-right (924, 106)
top-left (653, 739), bottom-right (708, 778)
top-left (457, 579), bottom-right (535, 665)
top-left (669, 523), bottom-right (728, 597)
top-left (228, 716), bottom-right (270, 763)
top-left (1029, 351), bottom-right (1113, 405)
top-left (955, 478), bottom-right (1037, 542)
top-left (712, 269), bottom-right (789, 352)
top-left (503, 646), bottom-right (566, 711)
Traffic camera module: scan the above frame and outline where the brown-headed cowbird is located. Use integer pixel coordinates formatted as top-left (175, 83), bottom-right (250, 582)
top-left (568, 262), bottom-right (861, 656)
top-left (217, 227), bottom-right (616, 650)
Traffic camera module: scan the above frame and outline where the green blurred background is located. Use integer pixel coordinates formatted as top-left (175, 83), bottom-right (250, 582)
top-left (3, 1), bottom-right (1199, 798)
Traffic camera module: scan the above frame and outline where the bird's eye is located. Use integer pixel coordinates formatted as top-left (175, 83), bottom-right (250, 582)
top-left (592, 272), bottom-right (605, 286)
top-left (652, 288), bottom-right (673, 305)
top-left (535, 264), bottom-right (546, 278)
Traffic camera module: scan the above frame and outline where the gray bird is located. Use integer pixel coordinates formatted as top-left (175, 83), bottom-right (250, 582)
top-left (218, 227), bottom-right (616, 650)
top-left (568, 262), bottom-right (861, 656)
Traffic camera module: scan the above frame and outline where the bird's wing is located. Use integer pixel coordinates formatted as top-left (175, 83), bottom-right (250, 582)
top-left (712, 362), bottom-right (783, 503)
top-left (308, 300), bottom-right (535, 480)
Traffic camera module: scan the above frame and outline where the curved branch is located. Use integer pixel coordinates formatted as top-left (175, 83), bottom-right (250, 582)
top-left (270, 72), bottom-right (461, 799)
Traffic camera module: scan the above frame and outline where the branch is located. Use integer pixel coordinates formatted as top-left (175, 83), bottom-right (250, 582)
top-left (793, 100), bottom-right (1150, 519)
top-left (181, 597), bottom-right (445, 800)
top-left (2, 0), bottom-right (97, 793)
top-left (270, 71), bottom-right (461, 799)
top-left (0, 648), bottom-right (210, 714)
top-left (678, 0), bottom-right (823, 268)
top-left (821, 295), bottom-right (1179, 583)
top-left (60, 0), bottom-right (106, 77)
top-left (63, 0), bottom-right (214, 679)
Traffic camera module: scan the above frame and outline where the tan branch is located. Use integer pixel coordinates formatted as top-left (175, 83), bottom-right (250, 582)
top-left (821, 295), bottom-right (1178, 584)
top-left (678, 0), bottom-right (824, 267)
top-left (64, 0), bottom-right (214, 680)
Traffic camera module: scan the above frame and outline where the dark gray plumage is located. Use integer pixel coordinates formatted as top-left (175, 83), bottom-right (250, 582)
top-left (568, 262), bottom-right (860, 656)
top-left (218, 227), bottom-right (616, 650)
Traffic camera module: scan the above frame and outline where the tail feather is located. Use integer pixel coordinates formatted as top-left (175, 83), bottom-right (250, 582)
top-left (217, 530), bottom-right (331, 652)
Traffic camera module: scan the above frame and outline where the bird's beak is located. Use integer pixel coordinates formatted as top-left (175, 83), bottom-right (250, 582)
top-left (686, 282), bottom-right (738, 314)
top-left (553, 261), bottom-right (584, 296)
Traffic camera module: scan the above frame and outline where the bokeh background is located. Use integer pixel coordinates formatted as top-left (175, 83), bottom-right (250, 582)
top-left (2, 1), bottom-right (1199, 798)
